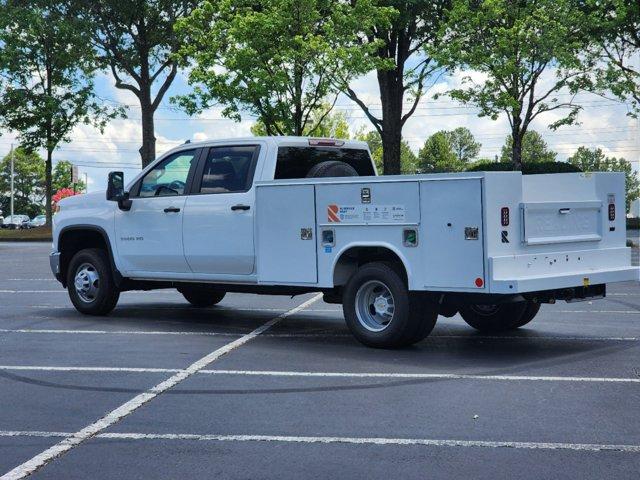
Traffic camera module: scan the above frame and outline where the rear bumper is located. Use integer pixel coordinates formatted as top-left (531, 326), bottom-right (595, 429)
top-left (490, 265), bottom-right (638, 294)
top-left (489, 247), bottom-right (638, 294)
top-left (49, 251), bottom-right (62, 283)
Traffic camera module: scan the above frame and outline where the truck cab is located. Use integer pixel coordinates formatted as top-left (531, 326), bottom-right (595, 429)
top-left (50, 136), bottom-right (637, 349)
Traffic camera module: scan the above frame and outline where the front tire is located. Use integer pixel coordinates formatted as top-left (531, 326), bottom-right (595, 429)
top-left (179, 286), bottom-right (226, 307)
top-left (343, 262), bottom-right (438, 348)
top-left (67, 248), bottom-right (120, 315)
top-left (459, 301), bottom-right (538, 333)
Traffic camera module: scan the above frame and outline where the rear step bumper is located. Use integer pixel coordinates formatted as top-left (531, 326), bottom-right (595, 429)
top-left (490, 265), bottom-right (638, 294)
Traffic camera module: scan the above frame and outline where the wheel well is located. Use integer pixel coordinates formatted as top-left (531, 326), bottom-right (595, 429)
top-left (58, 228), bottom-right (111, 287)
top-left (333, 246), bottom-right (407, 287)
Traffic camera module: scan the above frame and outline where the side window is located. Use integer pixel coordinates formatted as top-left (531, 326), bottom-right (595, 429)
top-left (198, 145), bottom-right (259, 194)
top-left (138, 150), bottom-right (197, 197)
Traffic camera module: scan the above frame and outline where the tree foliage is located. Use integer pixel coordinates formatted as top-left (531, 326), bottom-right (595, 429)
top-left (568, 146), bottom-right (639, 212)
top-left (584, 0), bottom-right (640, 115)
top-left (433, 0), bottom-right (592, 169)
top-left (175, 0), bottom-right (387, 137)
top-left (77, 0), bottom-right (198, 167)
top-left (341, 1), bottom-right (450, 175)
top-left (0, 0), bottom-right (115, 224)
top-left (500, 131), bottom-right (557, 164)
top-left (251, 105), bottom-right (351, 139)
top-left (53, 160), bottom-right (86, 193)
top-left (417, 127), bottom-right (480, 172)
top-left (0, 148), bottom-right (45, 218)
top-left (356, 130), bottom-right (417, 174)
top-left (418, 132), bottom-right (459, 172)
top-left (445, 127), bottom-right (481, 164)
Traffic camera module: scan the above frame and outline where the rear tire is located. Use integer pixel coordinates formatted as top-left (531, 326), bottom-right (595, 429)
top-left (67, 248), bottom-right (120, 316)
top-left (459, 301), bottom-right (529, 333)
top-left (179, 287), bottom-right (226, 308)
top-left (510, 301), bottom-right (541, 329)
top-left (343, 262), bottom-right (437, 348)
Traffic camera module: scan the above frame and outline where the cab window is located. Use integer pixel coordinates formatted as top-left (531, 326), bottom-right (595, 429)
top-left (197, 145), bottom-right (260, 194)
top-left (138, 150), bottom-right (197, 197)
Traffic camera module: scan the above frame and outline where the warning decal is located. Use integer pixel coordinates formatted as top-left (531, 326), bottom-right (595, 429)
top-left (326, 204), bottom-right (406, 223)
top-left (328, 204), bottom-right (340, 222)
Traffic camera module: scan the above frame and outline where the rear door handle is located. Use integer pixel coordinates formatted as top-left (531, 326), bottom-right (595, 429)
top-left (231, 204), bottom-right (250, 211)
top-left (164, 207), bottom-right (181, 213)
top-left (559, 208), bottom-right (571, 214)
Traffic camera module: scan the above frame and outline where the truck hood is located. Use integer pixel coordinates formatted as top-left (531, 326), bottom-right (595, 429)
top-left (58, 191), bottom-right (104, 209)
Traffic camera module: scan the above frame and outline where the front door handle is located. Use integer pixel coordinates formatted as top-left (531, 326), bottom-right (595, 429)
top-left (231, 204), bottom-right (251, 211)
top-left (164, 207), bottom-right (181, 213)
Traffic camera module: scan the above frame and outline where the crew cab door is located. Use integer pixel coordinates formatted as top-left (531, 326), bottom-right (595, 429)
top-left (114, 149), bottom-right (200, 274)
top-left (182, 145), bottom-right (261, 275)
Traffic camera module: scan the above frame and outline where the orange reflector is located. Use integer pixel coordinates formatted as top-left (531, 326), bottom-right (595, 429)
top-left (475, 277), bottom-right (484, 288)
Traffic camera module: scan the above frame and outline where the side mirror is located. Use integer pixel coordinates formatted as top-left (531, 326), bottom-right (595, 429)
top-left (107, 171), bottom-right (125, 201)
top-left (106, 171), bottom-right (132, 211)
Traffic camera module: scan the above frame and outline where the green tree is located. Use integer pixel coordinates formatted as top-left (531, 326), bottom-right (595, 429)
top-left (584, 0), bottom-right (640, 115)
top-left (53, 160), bottom-right (86, 193)
top-left (175, 0), bottom-right (387, 136)
top-left (500, 131), bottom-right (557, 164)
top-left (0, 148), bottom-right (45, 218)
top-left (76, 0), bottom-right (197, 167)
top-left (251, 105), bottom-right (351, 139)
top-left (0, 0), bottom-right (115, 225)
top-left (356, 130), bottom-right (417, 174)
top-left (418, 131), bottom-right (460, 172)
top-left (433, 0), bottom-right (592, 170)
top-left (341, 1), bottom-right (451, 175)
top-left (568, 146), bottom-right (639, 212)
top-left (445, 127), bottom-right (481, 164)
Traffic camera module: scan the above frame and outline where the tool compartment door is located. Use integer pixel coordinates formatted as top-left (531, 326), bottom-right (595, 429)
top-left (421, 178), bottom-right (485, 290)
top-left (256, 184), bottom-right (318, 284)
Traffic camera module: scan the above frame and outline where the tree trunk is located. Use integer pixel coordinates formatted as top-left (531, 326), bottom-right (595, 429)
top-left (378, 70), bottom-right (404, 175)
top-left (45, 148), bottom-right (53, 227)
top-left (139, 90), bottom-right (156, 168)
top-left (512, 129), bottom-right (523, 171)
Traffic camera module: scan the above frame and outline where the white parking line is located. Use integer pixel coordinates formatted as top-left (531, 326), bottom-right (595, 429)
top-left (2, 328), bottom-right (640, 342)
top-left (200, 369), bottom-right (640, 384)
top-left (0, 293), bottom-right (322, 480)
top-left (0, 365), bottom-right (638, 384)
top-left (1, 328), bottom-right (639, 342)
top-left (1, 430), bottom-right (638, 453)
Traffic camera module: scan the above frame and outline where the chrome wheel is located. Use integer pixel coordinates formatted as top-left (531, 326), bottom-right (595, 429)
top-left (74, 263), bottom-right (100, 303)
top-left (355, 280), bottom-right (395, 332)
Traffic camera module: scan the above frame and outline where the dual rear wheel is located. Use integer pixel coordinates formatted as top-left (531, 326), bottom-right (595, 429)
top-left (342, 262), bottom-right (541, 348)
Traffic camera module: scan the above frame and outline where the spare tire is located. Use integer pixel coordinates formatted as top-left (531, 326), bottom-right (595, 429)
top-left (306, 160), bottom-right (359, 178)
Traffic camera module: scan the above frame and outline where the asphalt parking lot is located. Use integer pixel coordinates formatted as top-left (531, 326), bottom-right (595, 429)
top-left (1, 242), bottom-right (639, 479)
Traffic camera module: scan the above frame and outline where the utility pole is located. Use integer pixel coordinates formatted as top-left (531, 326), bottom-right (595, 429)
top-left (9, 144), bottom-right (14, 220)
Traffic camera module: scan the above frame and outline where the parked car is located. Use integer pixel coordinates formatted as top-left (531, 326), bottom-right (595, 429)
top-left (27, 214), bottom-right (46, 228)
top-left (50, 136), bottom-right (637, 348)
top-left (3, 214), bottom-right (30, 230)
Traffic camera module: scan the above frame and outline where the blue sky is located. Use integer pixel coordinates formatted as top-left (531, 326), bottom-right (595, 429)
top-left (0, 65), bottom-right (638, 193)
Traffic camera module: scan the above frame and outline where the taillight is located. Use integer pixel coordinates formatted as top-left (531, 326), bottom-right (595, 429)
top-left (608, 195), bottom-right (615, 221)
top-left (501, 207), bottom-right (509, 226)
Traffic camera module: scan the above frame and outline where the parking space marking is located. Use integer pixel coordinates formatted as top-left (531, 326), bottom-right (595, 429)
top-left (200, 369), bottom-right (640, 384)
top-left (0, 293), bottom-right (322, 480)
top-left (0, 328), bottom-right (241, 337)
top-left (0, 365), bottom-right (181, 373)
top-left (1, 328), bottom-right (639, 342)
top-left (1, 430), bottom-right (639, 453)
top-left (0, 365), bottom-right (638, 384)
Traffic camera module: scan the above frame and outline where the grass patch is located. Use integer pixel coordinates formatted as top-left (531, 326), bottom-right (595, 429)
top-left (0, 226), bottom-right (52, 241)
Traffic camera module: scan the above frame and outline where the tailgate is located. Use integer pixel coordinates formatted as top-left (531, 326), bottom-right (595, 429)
top-left (522, 200), bottom-right (602, 245)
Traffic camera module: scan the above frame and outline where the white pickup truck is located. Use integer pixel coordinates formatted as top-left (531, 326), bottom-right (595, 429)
top-left (51, 136), bottom-right (637, 348)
